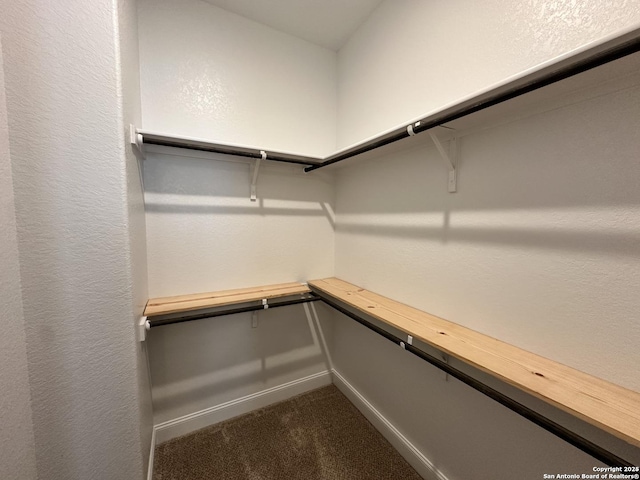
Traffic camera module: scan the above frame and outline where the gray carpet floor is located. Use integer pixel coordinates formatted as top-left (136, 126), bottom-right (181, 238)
top-left (153, 384), bottom-right (423, 479)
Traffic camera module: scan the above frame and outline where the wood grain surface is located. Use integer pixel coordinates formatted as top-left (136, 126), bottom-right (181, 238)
top-left (309, 277), bottom-right (640, 448)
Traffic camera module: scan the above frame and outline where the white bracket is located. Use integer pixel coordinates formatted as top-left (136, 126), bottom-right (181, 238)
top-left (442, 353), bottom-right (450, 382)
top-left (428, 131), bottom-right (458, 193)
top-left (400, 335), bottom-right (413, 350)
top-left (406, 121), bottom-right (420, 136)
top-left (262, 298), bottom-right (269, 309)
top-left (138, 316), bottom-right (150, 342)
top-left (250, 151), bottom-right (266, 201)
top-left (129, 124), bottom-right (145, 159)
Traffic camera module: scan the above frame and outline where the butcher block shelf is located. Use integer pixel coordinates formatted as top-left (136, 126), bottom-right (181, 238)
top-left (308, 277), bottom-right (640, 448)
top-left (144, 282), bottom-right (311, 317)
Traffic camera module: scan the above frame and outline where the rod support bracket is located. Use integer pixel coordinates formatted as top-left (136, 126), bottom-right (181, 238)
top-left (250, 151), bottom-right (266, 201)
top-left (130, 124), bottom-right (145, 160)
top-left (429, 131), bottom-right (458, 193)
top-left (407, 121), bottom-right (421, 136)
top-left (262, 298), bottom-right (269, 309)
top-left (138, 316), bottom-right (150, 342)
top-left (442, 353), bottom-right (450, 382)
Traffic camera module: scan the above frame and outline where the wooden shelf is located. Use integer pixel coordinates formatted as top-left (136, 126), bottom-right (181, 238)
top-left (308, 277), bottom-right (640, 448)
top-left (145, 282), bottom-right (311, 317)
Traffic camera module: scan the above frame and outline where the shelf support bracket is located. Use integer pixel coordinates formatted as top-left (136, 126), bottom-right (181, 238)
top-left (428, 131), bottom-right (457, 193)
top-left (138, 316), bottom-right (150, 342)
top-left (250, 151), bottom-right (266, 201)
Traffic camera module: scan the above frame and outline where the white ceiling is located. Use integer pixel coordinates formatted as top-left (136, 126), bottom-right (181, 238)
top-left (201, 0), bottom-right (384, 51)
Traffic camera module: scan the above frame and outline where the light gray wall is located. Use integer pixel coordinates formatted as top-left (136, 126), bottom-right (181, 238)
top-left (0, 33), bottom-right (37, 480)
top-left (138, 0), bottom-right (337, 425)
top-left (0, 0), bottom-right (151, 478)
top-left (332, 2), bottom-right (640, 477)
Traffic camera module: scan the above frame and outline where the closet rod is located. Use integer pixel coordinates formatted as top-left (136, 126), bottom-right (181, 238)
top-left (304, 33), bottom-right (640, 172)
top-left (139, 131), bottom-right (324, 167)
top-left (315, 293), bottom-right (634, 468)
top-left (147, 294), bottom-right (321, 328)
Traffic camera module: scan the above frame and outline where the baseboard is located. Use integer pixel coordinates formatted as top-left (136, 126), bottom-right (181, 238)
top-left (331, 369), bottom-right (449, 480)
top-left (148, 368), bottom-right (444, 480)
top-left (153, 370), bottom-right (332, 445)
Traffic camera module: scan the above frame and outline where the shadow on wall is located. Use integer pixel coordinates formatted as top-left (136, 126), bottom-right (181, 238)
top-left (334, 84), bottom-right (640, 258)
top-left (142, 150), bottom-right (335, 227)
top-left (336, 223), bottom-right (640, 257)
top-left (149, 301), bottom-right (333, 422)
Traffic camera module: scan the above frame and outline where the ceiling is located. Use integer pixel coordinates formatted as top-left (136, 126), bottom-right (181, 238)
top-left (201, 0), bottom-right (384, 51)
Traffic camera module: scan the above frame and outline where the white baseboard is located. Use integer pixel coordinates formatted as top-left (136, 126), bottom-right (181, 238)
top-left (148, 368), bottom-right (445, 480)
top-left (331, 369), bottom-right (449, 480)
top-left (153, 370), bottom-right (332, 445)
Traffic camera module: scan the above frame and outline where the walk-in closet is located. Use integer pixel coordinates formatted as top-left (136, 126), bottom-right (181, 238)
top-left (2, 1), bottom-right (640, 479)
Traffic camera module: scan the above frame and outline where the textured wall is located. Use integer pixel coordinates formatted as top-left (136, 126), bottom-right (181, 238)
top-left (0, 0), bottom-right (150, 478)
top-left (333, 19), bottom-right (640, 480)
top-left (138, 0), bottom-right (336, 425)
top-left (144, 152), bottom-right (336, 423)
top-left (0, 34), bottom-right (37, 480)
top-left (138, 0), bottom-right (337, 157)
top-left (116, 0), bottom-right (155, 471)
top-left (337, 0), bottom-right (640, 148)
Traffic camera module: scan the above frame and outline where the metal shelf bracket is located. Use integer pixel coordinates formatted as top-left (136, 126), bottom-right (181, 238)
top-left (250, 150), bottom-right (266, 201)
top-left (428, 130), bottom-right (458, 193)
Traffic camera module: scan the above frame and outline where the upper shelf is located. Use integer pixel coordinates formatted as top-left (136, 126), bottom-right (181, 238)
top-left (144, 282), bottom-right (311, 317)
top-left (135, 25), bottom-right (640, 174)
top-left (308, 277), bottom-right (640, 449)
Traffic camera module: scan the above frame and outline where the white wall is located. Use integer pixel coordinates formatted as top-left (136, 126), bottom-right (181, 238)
top-left (0, 0), bottom-right (151, 478)
top-left (337, 0), bottom-right (640, 148)
top-left (0, 34), bottom-right (37, 480)
top-left (138, 0), bottom-right (336, 425)
top-left (332, 2), bottom-right (640, 477)
top-left (138, 0), bottom-right (337, 157)
top-left (116, 0), bottom-right (155, 470)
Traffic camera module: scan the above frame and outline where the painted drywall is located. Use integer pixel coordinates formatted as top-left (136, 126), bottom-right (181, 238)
top-left (138, 0), bottom-right (337, 157)
top-left (138, 0), bottom-right (337, 425)
top-left (144, 151), bottom-right (336, 423)
top-left (0, 34), bottom-right (37, 480)
top-left (337, 0), bottom-right (640, 148)
top-left (115, 0), bottom-right (155, 472)
top-left (333, 56), bottom-right (640, 479)
top-left (0, 0), bottom-right (151, 478)
top-left (200, 0), bottom-right (383, 50)
top-left (138, 1), bottom-right (639, 476)
top-left (332, 3), bottom-right (640, 477)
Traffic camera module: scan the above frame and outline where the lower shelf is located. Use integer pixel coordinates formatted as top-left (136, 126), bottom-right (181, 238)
top-left (308, 277), bottom-right (640, 452)
top-left (144, 282), bottom-right (311, 317)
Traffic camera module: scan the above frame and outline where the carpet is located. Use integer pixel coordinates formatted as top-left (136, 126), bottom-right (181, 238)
top-left (153, 384), bottom-right (423, 479)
